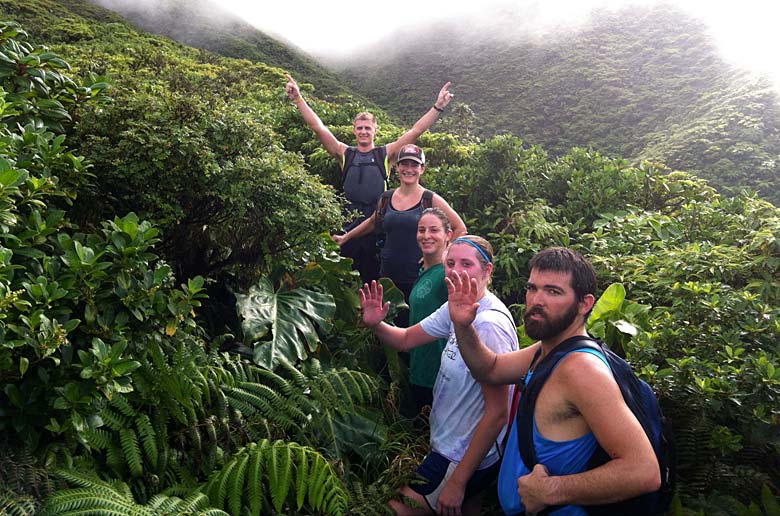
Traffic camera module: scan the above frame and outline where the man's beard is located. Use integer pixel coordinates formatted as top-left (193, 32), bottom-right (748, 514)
top-left (523, 299), bottom-right (580, 341)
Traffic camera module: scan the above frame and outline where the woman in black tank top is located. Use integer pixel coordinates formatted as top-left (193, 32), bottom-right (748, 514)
top-left (332, 145), bottom-right (466, 325)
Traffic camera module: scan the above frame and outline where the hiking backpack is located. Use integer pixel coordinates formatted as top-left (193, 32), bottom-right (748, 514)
top-left (374, 188), bottom-right (434, 231)
top-left (341, 146), bottom-right (388, 182)
top-left (516, 335), bottom-right (675, 516)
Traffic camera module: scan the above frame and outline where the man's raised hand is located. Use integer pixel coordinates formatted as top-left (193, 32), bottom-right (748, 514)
top-left (358, 281), bottom-right (390, 329)
top-left (284, 73), bottom-right (300, 101)
top-left (446, 270), bottom-right (479, 329)
top-left (435, 82), bottom-right (454, 110)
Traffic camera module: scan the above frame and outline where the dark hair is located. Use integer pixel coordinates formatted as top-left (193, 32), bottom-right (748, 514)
top-left (528, 247), bottom-right (597, 302)
top-left (448, 235), bottom-right (494, 269)
top-left (419, 207), bottom-right (452, 233)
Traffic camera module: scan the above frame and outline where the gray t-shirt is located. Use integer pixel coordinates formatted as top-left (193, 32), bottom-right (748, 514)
top-left (419, 291), bottom-right (519, 469)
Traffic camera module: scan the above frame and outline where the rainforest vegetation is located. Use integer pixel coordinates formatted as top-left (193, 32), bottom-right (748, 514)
top-left (337, 5), bottom-right (780, 205)
top-left (0, 1), bottom-right (778, 515)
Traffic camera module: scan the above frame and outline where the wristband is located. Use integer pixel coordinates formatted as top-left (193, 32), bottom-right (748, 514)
top-left (432, 104), bottom-right (444, 113)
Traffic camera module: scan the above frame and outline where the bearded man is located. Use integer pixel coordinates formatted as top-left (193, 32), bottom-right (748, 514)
top-left (446, 247), bottom-right (660, 515)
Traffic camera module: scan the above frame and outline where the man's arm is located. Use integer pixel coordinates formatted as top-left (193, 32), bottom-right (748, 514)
top-left (358, 280), bottom-right (436, 351)
top-left (385, 82), bottom-right (453, 163)
top-left (285, 74), bottom-right (347, 158)
top-left (447, 270), bottom-right (537, 384)
top-left (517, 353), bottom-right (661, 513)
top-left (436, 381), bottom-right (508, 514)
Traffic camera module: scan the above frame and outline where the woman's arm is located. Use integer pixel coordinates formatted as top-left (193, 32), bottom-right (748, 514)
top-left (436, 381), bottom-right (509, 514)
top-left (359, 280), bottom-right (436, 351)
top-left (331, 212), bottom-right (376, 246)
top-left (432, 193), bottom-right (467, 238)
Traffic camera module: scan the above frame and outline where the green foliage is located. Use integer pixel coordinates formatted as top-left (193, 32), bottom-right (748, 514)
top-left (0, 489), bottom-right (36, 516)
top-left (2, 5), bottom-right (780, 515)
top-left (340, 5), bottom-right (780, 204)
top-left (237, 275), bottom-right (336, 369)
top-left (40, 469), bottom-right (229, 516)
top-left (202, 439), bottom-right (347, 516)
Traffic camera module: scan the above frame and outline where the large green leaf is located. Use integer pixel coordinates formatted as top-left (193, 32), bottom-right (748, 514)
top-left (589, 282), bottom-right (626, 323)
top-left (237, 277), bottom-right (336, 369)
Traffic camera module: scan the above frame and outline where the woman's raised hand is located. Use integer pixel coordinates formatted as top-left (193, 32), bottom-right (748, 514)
top-left (446, 270), bottom-right (479, 328)
top-left (358, 281), bottom-right (390, 328)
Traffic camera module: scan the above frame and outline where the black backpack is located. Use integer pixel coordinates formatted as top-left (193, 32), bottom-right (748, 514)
top-left (516, 336), bottom-right (675, 515)
top-left (374, 188), bottom-right (434, 231)
top-left (341, 146), bottom-right (388, 189)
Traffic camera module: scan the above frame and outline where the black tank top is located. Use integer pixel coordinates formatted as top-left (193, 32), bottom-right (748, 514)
top-left (379, 192), bottom-right (425, 284)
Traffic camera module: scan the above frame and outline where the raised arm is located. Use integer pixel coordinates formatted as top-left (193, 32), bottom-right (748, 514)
top-left (516, 353), bottom-right (661, 514)
top-left (358, 280), bottom-right (435, 351)
top-left (385, 82), bottom-right (454, 163)
top-left (431, 193), bottom-right (467, 239)
top-left (447, 270), bottom-right (537, 384)
top-left (285, 74), bottom-right (346, 158)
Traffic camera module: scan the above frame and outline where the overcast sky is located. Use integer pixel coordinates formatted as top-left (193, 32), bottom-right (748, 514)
top-left (217, 0), bottom-right (780, 87)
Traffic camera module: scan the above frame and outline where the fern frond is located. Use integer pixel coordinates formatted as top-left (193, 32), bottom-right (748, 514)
top-left (226, 452), bottom-right (248, 516)
top-left (308, 453), bottom-right (328, 509)
top-left (109, 394), bottom-right (136, 417)
top-left (119, 428), bottom-right (143, 477)
top-left (101, 407), bottom-right (129, 431)
top-left (293, 445), bottom-right (308, 510)
top-left (83, 427), bottom-right (112, 450)
top-left (203, 439), bottom-right (345, 515)
top-left (135, 413), bottom-right (158, 470)
top-left (0, 490), bottom-right (36, 516)
top-left (246, 441), bottom-right (267, 516)
top-left (52, 469), bottom-right (115, 490)
top-left (267, 440), bottom-right (292, 513)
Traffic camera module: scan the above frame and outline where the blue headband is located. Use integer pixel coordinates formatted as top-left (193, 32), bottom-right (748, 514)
top-left (452, 238), bottom-right (491, 264)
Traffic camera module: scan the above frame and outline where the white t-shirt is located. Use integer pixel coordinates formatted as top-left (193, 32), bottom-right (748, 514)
top-left (419, 291), bottom-right (519, 469)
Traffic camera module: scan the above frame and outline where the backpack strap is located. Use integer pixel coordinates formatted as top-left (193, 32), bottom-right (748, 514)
top-left (372, 146), bottom-right (389, 183)
top-left (374, 189), bottom-right (395, 230)
top-left (422, 189), bottom-right (434, 209)
top-left (340, 147), bottom-right (357, 188)
top-left (517, 336), bottom-right (601, 469)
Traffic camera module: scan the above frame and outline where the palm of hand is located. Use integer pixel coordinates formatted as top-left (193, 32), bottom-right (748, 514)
top-left (446, 271), bottom-right (478, 327)
top-left (358, 281), bottom-right (388, 327)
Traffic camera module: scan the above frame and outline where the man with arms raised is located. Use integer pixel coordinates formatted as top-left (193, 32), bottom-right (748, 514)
top-left (447, 247), bottom-right (660, 515)
top-left (284, 74), bottom-right (453, 282)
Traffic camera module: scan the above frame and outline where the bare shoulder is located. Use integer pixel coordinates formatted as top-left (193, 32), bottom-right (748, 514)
top-left (554, 351), bottom-right (617, 395)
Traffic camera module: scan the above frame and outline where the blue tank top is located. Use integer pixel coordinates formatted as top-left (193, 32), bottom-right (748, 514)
top-left (498, 349), bottom-right (608, 516)
top-left (379, 192), bottom-right (424, 284)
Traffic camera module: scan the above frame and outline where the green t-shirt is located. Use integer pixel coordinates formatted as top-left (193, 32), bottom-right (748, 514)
top-left (408, 263), bottom-right (448, 388)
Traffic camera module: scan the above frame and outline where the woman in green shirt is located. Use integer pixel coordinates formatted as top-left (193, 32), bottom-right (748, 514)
top-left (408, 207), bottom-right (453, 415)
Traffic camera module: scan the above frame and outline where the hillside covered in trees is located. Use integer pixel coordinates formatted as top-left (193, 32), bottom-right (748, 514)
top-left (336, 5), bottom-right (780, 204)
top-left (0, 0), bottom-right (779, 515)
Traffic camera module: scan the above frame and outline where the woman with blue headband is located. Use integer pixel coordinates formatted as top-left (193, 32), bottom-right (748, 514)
top-left (359, 235), bottom-right (519, 516)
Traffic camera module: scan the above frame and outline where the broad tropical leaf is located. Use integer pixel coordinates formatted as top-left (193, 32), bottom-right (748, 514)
top-left (237, 277), bottom-right (336, 368)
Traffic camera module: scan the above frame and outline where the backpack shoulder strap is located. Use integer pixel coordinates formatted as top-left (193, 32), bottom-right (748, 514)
top-left (341, 147), bottom-right (357, 186)
top-left (516, 336), bottom-right (601, 469)
top-left (375, 188), bottom-right (395, 229)
top-left (372, 146), bottom-right (389, 182)
top-left (422, 189), bottom-right (434, 209)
